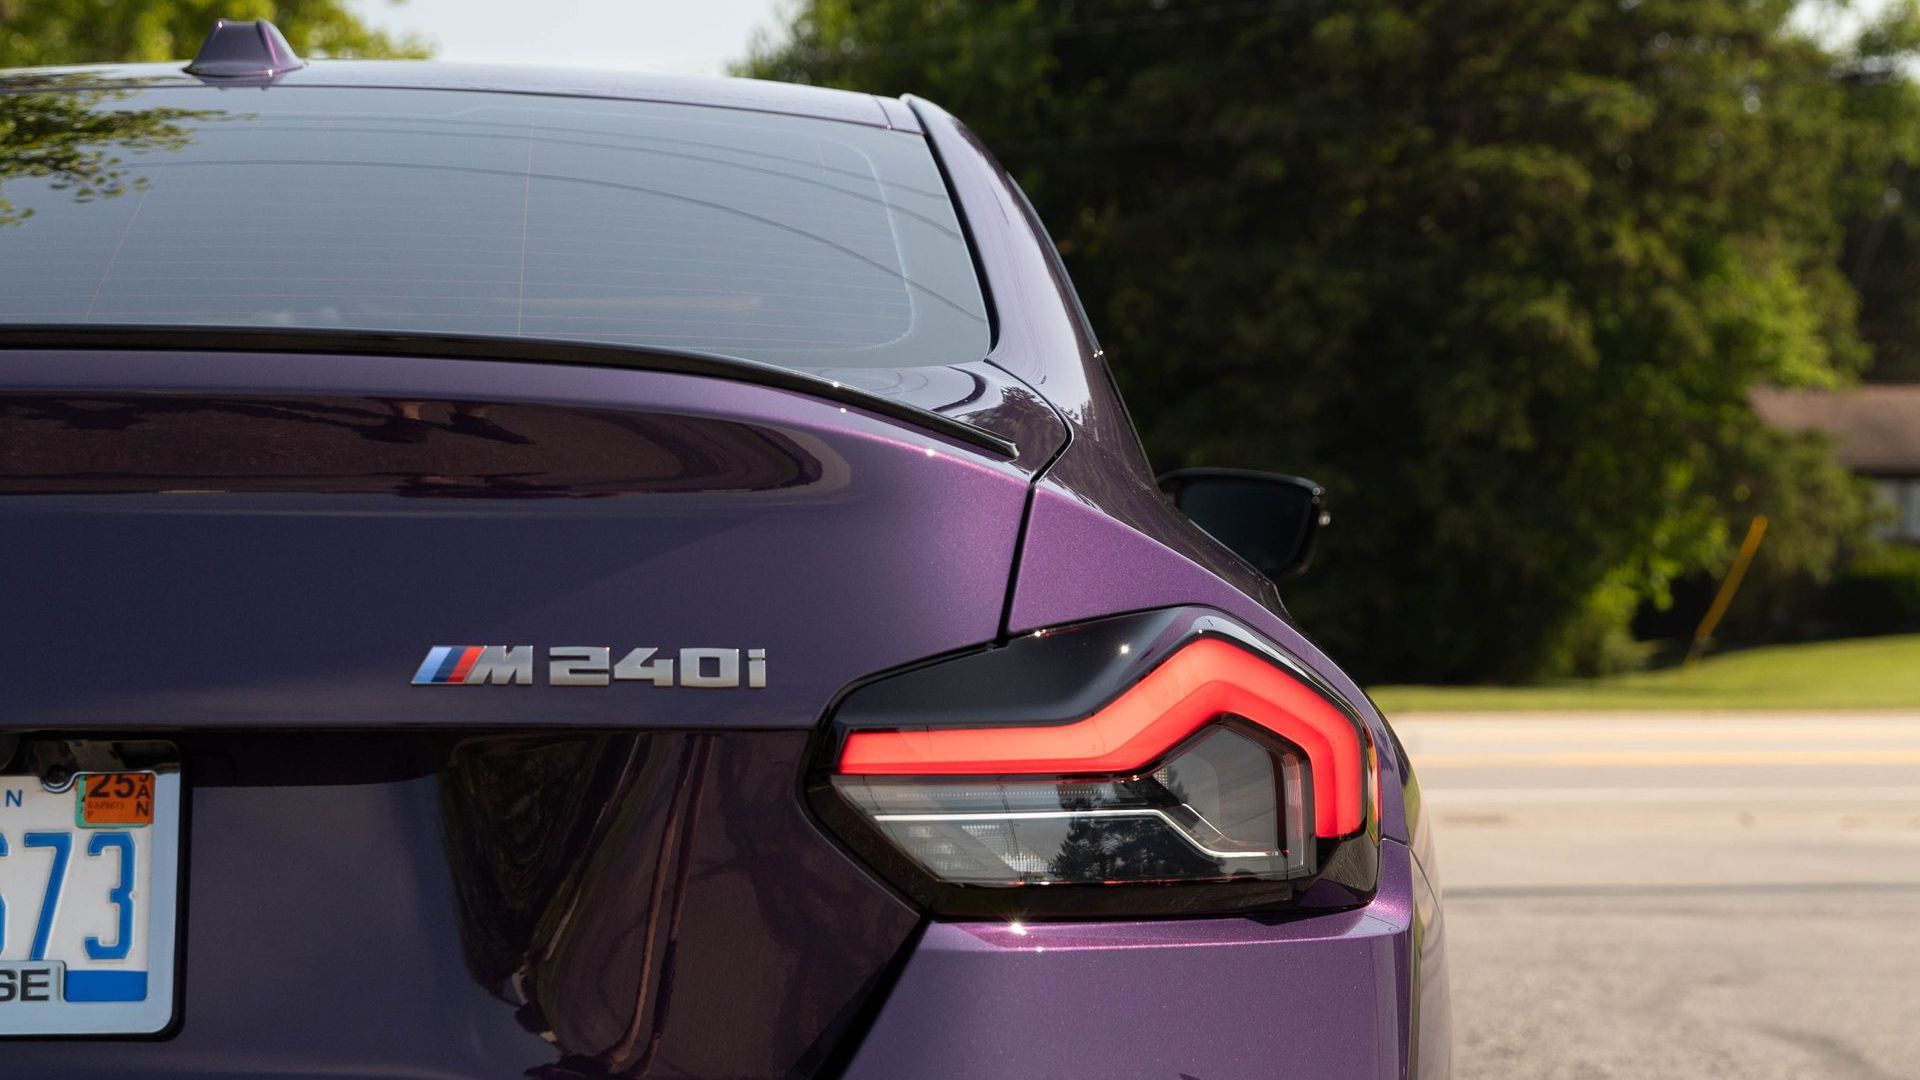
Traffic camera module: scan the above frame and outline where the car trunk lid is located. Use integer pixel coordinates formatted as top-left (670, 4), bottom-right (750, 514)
top-left (0, 348), bottom-right (1044, 1076)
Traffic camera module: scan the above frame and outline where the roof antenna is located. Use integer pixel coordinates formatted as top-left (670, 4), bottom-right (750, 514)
top-left (185, 19), bottom-right (305, 79)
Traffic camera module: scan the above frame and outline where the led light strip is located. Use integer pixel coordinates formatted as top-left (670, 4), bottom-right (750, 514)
top-left (840, 637), bottom-right (1368, 837)
top-left (871, 808), bottom-right (1284, 860)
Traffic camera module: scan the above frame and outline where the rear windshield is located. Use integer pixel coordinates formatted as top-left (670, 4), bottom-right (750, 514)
top-left (0, 85), bottom-right (990, 370)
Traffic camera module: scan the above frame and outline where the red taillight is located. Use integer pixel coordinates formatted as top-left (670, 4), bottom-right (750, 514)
top-left (839, 637), bottom-right (1367, 838)
top-left (812, 612), bottom-right (1379, 917)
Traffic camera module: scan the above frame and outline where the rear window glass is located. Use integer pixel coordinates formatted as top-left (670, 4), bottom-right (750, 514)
top-left (0, 85), bottom-right (990, 369)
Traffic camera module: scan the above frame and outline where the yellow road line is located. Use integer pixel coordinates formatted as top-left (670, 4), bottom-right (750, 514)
top-left (1414, 749), bottom-right (1920, 768)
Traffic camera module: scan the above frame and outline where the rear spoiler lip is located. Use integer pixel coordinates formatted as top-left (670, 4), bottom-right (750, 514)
top-left (0, 325), bottom-right (1019, 459)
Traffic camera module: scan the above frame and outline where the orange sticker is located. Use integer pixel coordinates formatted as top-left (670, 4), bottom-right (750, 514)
top-left (79, 772), bottom-right (155, 827)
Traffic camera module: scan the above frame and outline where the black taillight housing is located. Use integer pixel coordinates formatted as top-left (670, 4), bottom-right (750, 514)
top-left (806, 608), bottom-right (1380, 919)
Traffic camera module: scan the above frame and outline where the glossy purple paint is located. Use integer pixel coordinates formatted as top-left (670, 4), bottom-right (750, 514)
top-left (0, 732), bottom-right (918, 1077)
top-left (1411, 852), bottom-right (1454, 1079)
top-left (846, 840), bottom-right (1419, 1079)
top-left (913, 93), bottom-right (1448, 1076)
top-left (184, 19), bottom-right (304, 79)
top-left (909, 98), bottom-right (1103, 438)
top-left (0, 61), bottom-right (1448, 1077)
top-left (809, 358), bottom-right (1068, 473)
top-left (0, 349), bottom-right (1030, 731)
top-left (1008, 477), bottom-right (1411, 844)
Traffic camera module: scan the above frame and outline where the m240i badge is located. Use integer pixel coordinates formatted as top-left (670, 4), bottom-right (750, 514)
top-left (412, 646), bottom-right (766, 688)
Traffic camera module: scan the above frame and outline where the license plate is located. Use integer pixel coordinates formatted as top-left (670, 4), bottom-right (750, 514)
top-left (0, 744), bottom-right (180, 1036)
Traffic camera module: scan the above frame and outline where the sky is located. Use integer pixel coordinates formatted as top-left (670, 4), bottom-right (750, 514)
top-left (346, 0), bottom-right (791, 75)
top-left (349, 0), bottom-right (1901, 77)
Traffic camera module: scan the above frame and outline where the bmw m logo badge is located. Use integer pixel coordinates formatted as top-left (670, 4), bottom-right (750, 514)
top-left (413, 645), bottom-right (766, 688)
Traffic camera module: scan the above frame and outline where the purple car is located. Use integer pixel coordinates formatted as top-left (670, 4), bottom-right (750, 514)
top-left (0, 19), bottom-right (1448, 1078)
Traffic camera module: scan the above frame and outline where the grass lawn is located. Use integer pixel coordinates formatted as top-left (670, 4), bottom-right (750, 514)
top-left (1368, 634), bottom-right (1920, 712)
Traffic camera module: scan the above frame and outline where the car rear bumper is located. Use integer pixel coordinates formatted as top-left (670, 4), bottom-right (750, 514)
top-left (0, 741), bottom-right (1444, 1079)
top-left (843, 839), bottom-right (1438, 1080)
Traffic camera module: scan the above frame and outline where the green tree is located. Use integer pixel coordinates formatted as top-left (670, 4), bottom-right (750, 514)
top-left (745, 0), bottom-right (1914, 682)
top-left (1840, 0), bottom-right (1920, 383)
top-left (0, 0), bottom-right (429, 69)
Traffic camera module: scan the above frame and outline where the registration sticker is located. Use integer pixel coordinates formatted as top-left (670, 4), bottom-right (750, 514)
top-left (76, 773), bottom-right (155, 828)
top-left (0, 751), bottom-right (180, 1036)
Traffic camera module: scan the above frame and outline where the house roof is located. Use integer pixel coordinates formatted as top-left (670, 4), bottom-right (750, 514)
top-left (1752, 385), bottom-right (1920, 474)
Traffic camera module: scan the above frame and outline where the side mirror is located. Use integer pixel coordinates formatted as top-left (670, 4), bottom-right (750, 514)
top-left (1158, 468), bottom-right (1329, 581)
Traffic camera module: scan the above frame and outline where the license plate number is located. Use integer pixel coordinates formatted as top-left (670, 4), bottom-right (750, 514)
top-left (0, 751), bottom-right (180, 1036)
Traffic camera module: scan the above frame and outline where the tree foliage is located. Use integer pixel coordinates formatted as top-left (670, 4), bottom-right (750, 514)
top-left (0, 85), bottom-right (211, 227)
top-left (745, 0), bottom-right (1918, 682)
top-left (1842, 0), bottom-right (1920, 382)
top-left (0, 0), bottom-right (429, 69)
top-left (0, 4), bottom-right (429, 253)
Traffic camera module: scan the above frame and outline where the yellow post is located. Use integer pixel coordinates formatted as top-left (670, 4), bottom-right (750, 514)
top-left (1685, 514), bottom-right (1769, 669)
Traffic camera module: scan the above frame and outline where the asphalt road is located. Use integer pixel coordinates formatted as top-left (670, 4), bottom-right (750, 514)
top-left (1394, 711), bottom-right (1920, 1080)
